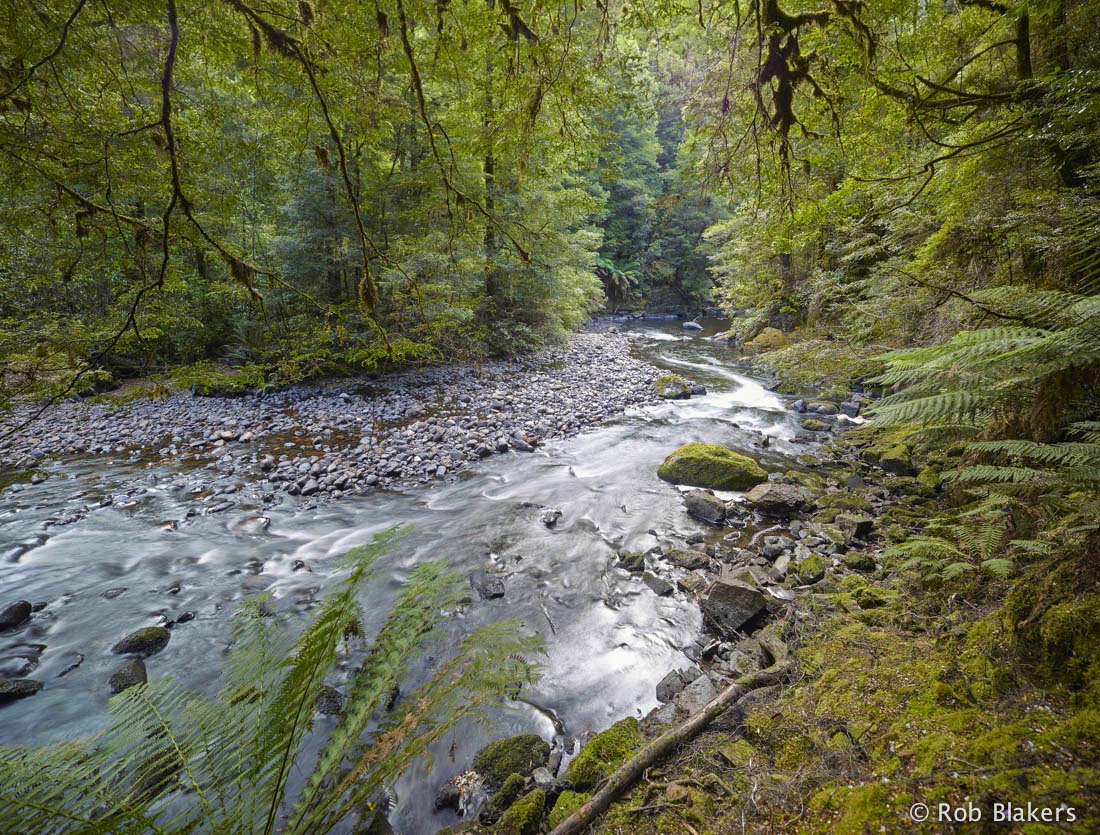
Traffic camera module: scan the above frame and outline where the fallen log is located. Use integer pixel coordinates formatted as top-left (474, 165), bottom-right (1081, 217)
top-left (548, 628), bottom-right (791, 835)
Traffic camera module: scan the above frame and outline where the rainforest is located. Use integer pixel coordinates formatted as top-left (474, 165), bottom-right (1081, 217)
top-left (1, 0), bottom-right (1099, 832)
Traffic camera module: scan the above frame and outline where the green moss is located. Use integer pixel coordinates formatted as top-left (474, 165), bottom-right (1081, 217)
top-left (817, 493), bottom-right (873, 512)
top-left (743, 327), bottom-right (789, 353)
top-left (842, 551), bottom-right (875, 571)
top-left (565, 718), bottom-right (643, 789)
top-left (796, 556), bottom-right (827, 585)
top-left (0, 469), bottom-right (37, 491)
top-left (917, 465), bottom-right (941, 492)
top-left (853, 586), bottom-right (892, 609)
top-left (796, 453), bottom-right (820, 467)
top-left (487, 772), bottom-right (527, 818)
top-left (878, 444), bottom-right (914, 475)
top-left (548, 789), bottom-right (590, 828)
top-left (657, 442), bottom-right (767, 491)
top-left (802, 418), bottom-right (829, 432)
top-left (169, 361), bottom-right (267, 397)
top-left (471, 734), bottom-right (549, 789)
top-left (653, 374), bottom-right (691, 399)
top-left (496, 788), bottom-right (545, 835)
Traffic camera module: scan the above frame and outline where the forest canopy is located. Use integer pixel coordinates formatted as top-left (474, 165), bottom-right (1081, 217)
top-left (1, 0), bottom-right (1098, 408)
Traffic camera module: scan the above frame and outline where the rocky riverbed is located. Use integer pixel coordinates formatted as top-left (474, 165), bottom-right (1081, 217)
top-left (0, 333), bottom-right (664, 525)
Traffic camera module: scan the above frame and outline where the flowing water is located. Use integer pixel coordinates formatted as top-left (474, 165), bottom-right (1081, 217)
top-left (0, 319), bottom-right (806, 833)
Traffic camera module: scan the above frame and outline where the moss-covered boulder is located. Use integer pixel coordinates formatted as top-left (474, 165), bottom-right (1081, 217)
top-left (496, 789), bottom-right (545, 835)
top-left (796, 555), bottom-right (827, 585)
top-left (654, 374), bottom-right (692, 399)
top-left (471, 734), bottom-right (549, 790)
top-left (548, 789), bottom-right (590, 828)
top-left (842, 551), bottom-right (876, 572)
top-left (565, 718), bottom-right (643, 789)
top-left (657, 443), bottom-right (767, 491)
top-left (879, 444), bottom-right (915, 475)
top-left (802, 418), bottom-right (829, 432)
top-left (487, 772), bottom-right (527, 819)
top-left (743, 327), bottom-right (789, 353)
top-left (111, 626), bottom-right (171, 658)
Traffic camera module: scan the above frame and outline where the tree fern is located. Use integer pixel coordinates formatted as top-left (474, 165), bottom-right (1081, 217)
top-left (0, 525), bottom-right (544, 833)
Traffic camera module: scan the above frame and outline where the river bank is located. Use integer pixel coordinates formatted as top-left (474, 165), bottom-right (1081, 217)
top-left (1, 320), bottom-right (821, 833)
top-left (0, 333), bottom-right (666, 527)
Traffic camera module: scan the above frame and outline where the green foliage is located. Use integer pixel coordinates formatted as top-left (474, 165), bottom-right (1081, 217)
top-left (0, 526), bottom-right (544, 833)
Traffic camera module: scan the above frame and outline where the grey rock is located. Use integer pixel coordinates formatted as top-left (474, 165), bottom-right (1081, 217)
top-left (683, 489), bottom-right (726, 525)
top-left (109, 658), bottom-right (147, 694)
top-left (470, 570), bottom-right (505, 600)
top-left (682, 320), bottom-right (704, 330)
top-left (316, 684), bottom-right (346, 715)
top-left (837, 514), bottom-right (874, 541)
top-left (643, 573), bottom-right (674, 596)
top-left (0, 600), bottom-right (32, 629)
top-left (701, 577), bottom-right (768, 639)
top-left (541, 509), bottom-right (563, 528)
top-left (840, 401), bottom-right (861, 418)
top-left (744, 482), bottom-right (808, 516)
top-left (673, 674), bottom-right (718, 714)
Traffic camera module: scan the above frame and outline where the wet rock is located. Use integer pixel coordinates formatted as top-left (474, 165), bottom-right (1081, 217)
top-left (681, 320), bottom-right (704, 330)
top-left (656, 667), bottom-right (701, 702)
top-left (174, 611), bottom-right (196, 625)
top-left (112, 626), bottom-right (171, 657)
top-left (643, 573), bottom-right (674, 596)
top-left (109, 657), bottom-right (147, 694)
top-left (617, 552), bottom-right (646, 573)
top-left (677, 573), bottom-right (709, 596)
top-left (807, 401), bottom-right (839, 416)
top-left (701, 577), bottom-right (768, 639)
top-left (470, 570), bottom-right (505, 600)
top-left (0, 600), bottom-right (32, 629)
top-left (682, 489), bottom-right (727, 526)
top-left (57, 651), bottom-right (84, 678)
top-left (840, 400), bottom-right (861, 418)
top-left (0, 678), bottom-right (42, 702)
top-left (510, 435), bottom-right (535, 453)
top-left (434, 780), bottom-right (462, 811)
top-left (541, 509), bottom-right (562, 528)
top-left (316, 684), bottom-right (346, 715)
top-left (666, 548), bottom-right (709, 570)
top-left (654, 374), bottom-right (693, 399)
top-left (744, 483), bottom-right (808, 516)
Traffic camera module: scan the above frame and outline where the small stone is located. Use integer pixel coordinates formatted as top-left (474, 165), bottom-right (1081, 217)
top-left (470, 570), bottom-right (505, 600)
top-left (643, 573), bottom-right (674, 596)
top-left (316, 684), bottom-right (346, 715)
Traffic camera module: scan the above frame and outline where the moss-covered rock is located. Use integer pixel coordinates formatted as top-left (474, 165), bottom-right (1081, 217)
top-left (842, 551), bottom-right (876, 572)
top-left (496, 789), bottom-right (545, 835)
top-left (917, 465), bottom-right (941, 492)
top-left (853, 586), bottom-right (891, 609)
top-left (111, 626), bottom-right (171, 658)
top-left (743, 327), bottom-right (789, 354)
top-left (802, 418), bottom-right (829, 432)
top-left (879, 444), bottom-right (915, 475)
top-left (657, 443), bottom-right (767, 491)
top-left (796, 556), bottom-right (827, 585)
top-left (653, 374), bottom-right (692, 399)
top-left (548, 789), bottom-right (591, 828)
top-left (565, 718), bottom-right (643, 789)
top-left (471, 734), bottom-right (550, 789)
top-left (487, 772), bottom-right (527, 818)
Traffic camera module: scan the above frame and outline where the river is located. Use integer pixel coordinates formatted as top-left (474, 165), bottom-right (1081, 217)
top-left (0, 318), bottom-right (806, 833)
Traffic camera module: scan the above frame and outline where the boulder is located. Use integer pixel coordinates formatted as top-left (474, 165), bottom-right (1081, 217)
top-left (643, 573), bottom-right (674, 596)
top-left (472, 733), bottom-right (551, 790)
top-left (658, 443), bottom-right (767, 491)
top-left (700, 577), bottom-right (768, 638)
top-left (108, 658), bottom-right (147, 694)
top-left (743, 327), bottom-right (788, 353)
top-left (112, 626), bottom-right (171, 658)
top-left (0, 600), bottom-right (32, 629)
top-left (682, 489), bottom-right (727, 525)
top-left (666, 548), bottom-right (709, 570)
top-left (879, 444), bottom-right (915, 475)
top-left (744, 482), bottom-right (808, 516)
top-left (653, 374), bottom-right (693, 400)
top-left (681, 320), bottom-right (704, 331)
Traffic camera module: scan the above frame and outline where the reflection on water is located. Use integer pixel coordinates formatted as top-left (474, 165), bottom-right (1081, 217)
top-left (0, 319), bottom-right (802, 833)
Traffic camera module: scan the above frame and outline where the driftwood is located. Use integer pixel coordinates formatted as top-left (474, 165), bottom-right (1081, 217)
top-left (547, 629), bottom-right (792, 835)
